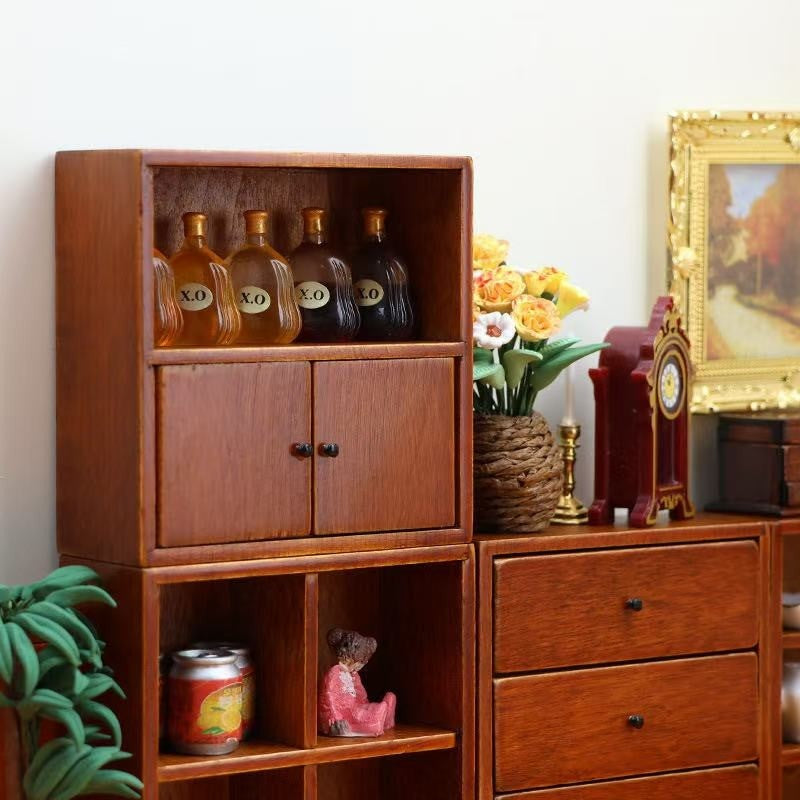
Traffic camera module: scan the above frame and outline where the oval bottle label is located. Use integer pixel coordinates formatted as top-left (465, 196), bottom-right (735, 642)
top-left (237, 285), bottom-right (271, 314)
top-left (178, 282), bottom-right (213, 312)
top-left (295, 281), bottom-right (331, 309)
top-left (354, 279), bottom-right (385, 307)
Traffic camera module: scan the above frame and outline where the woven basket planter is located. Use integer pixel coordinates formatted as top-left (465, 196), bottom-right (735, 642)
top-left (474, 412), bottom-right (564, 533)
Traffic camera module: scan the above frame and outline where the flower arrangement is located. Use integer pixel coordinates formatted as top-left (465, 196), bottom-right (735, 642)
top-left (472, 234), bottom-right (608, 416)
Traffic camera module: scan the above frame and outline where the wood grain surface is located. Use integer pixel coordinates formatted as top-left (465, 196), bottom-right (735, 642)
top-left (499, 764), bottom-right (759, 800)
top-left (494, 653), bottom-right (759, 792)
top-left (313, 358), bottom-right (455, 534)
top-left (494, 540), bottom-right (760, 672)
top-left (157, 362), bottom-right (312, 547)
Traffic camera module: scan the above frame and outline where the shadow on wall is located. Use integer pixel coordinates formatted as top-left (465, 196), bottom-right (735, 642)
top-left (0, 154), bottom-right (58, 583)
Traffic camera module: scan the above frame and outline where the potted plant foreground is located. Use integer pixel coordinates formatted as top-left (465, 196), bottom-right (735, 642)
top-left (472, 234), bottom-right (608, 532)
top-left (0, 565), bottom-right (143, 800)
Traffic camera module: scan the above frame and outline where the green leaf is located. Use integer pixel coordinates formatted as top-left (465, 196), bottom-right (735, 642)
top-left (202, 726), bottom-right (225, 735)
top-left (473, 347), bottom-right (493, 364)
top-left (77, 698), bottom-right (122, 747)
top-left (530, 342), bottom-right (610, 392)
top-left (538, 337), bottom-right (581, 360)
top-left (474, 362), bottom-right (506, 390)
top-left (502, 349), bottom-right (544, 390)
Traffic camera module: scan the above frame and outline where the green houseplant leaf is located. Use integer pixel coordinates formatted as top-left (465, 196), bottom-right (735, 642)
top-left (530, 342), bottom-right (610, 392)
top-left (474, 362), bottom-right (506, 390)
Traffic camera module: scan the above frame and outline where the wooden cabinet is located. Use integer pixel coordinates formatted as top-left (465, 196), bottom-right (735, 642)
top-left (156, 358), bottom-right (455, 548)
top-left (494, 541), bottom-right (760, 672)
top-left (54, 150), bottom-right (474, 800)
top-left (500, 765), bottom-right (759, 800)
top-left (313, 358), bottom-right (455, 535)
top-left (55, 150), bottom-right (473, 567)
top-left (157, 362), bottom-right (312, 547)
top-left (477, 515), bottom-right (771, 800)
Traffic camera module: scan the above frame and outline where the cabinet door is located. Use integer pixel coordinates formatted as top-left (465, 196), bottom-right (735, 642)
top-left (313, 358), bottom-right (455, 535)
top-left (157, 362), bottom-right (311, 547)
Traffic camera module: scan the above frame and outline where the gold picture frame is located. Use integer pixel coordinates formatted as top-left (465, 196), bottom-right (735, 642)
top-left (669, 110), bottom-right (800, 412)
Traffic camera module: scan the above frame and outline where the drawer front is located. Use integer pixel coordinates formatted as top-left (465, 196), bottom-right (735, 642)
top-left (498, 764), bottom-right (759, 800)
top-left (494, 653), bottom-right (758, 792)
top-left (494, 540), bottom-right (759, 673)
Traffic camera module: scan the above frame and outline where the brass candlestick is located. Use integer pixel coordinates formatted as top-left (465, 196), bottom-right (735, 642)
top-left (552, 423), bottom-right (589, 524)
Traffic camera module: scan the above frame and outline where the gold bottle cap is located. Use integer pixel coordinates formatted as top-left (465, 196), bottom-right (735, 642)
top-left (182, 212), bottom-right (207, 237)
top-left (302, 207), bottom-right (327, 235)
top-left (244, 210), bottom-right (269, 235)
top-left (362, 207), bottom-right (387, 237)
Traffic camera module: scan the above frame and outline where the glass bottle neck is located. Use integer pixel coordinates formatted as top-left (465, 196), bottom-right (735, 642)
top-left (246, 233), bottom-right (268, 247)
top-left (183, 234), bottom-right (207, 249)
top-left (364, 230), bottom-right (386, 243)
top-left (304, 231), bottom-right (325, 245)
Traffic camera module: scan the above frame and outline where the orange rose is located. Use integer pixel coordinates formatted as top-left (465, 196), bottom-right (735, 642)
top-left (524, 266), bottom-right (568, 297)
top-left (512, 295), bottom-right (561, 341)
top-left (474, 267), bottom-right (526, 312)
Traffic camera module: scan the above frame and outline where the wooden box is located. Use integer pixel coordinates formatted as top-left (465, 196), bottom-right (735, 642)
top-left (711, 412), bottom-right (800, 517)
top-left (55, 151), bottom-right (473, 567)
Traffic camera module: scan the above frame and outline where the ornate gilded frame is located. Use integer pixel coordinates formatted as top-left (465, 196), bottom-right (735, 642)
top-left (669, 110), bottom-right (800, 412)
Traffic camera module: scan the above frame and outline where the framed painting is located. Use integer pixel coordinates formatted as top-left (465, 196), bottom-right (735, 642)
top-left (669, 110), bottom-right (800, 412)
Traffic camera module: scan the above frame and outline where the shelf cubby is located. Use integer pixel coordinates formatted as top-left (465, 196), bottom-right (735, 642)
top-left (69, 543), bottom-right (474, 798)
top-left (159, 767), bottom-right (312, 800)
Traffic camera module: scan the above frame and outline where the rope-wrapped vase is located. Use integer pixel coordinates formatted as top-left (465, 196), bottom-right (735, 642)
top-left (474, 413), bottom-right (564, 533)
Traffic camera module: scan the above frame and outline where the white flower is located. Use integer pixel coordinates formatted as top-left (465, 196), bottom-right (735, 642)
top-left (473, 311), bottom-right (515, 349)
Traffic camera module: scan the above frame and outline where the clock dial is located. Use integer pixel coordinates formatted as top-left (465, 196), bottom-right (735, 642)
top-left (659, 355), bottom-right (683, 417)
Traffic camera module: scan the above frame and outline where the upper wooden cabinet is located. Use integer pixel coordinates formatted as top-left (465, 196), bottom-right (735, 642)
top-left (55, 150), bottom-right (472, 566)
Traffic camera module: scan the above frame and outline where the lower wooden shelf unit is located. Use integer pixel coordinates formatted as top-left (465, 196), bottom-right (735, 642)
top-left (65, 544), bottom-right (474, 800)
top-left (476, 514), bottom-right (771, 800)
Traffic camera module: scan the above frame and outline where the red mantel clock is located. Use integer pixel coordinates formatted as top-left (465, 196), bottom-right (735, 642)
top-left (589, 295), bottom-right (695, 527)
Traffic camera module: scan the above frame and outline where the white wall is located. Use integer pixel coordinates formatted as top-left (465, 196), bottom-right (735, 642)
top-left (1, 0), bottom-right (798, 582)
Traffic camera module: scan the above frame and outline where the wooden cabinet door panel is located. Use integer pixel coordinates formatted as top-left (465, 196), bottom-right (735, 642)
top-left (157, 363), bottom-right (311, 547)
top-left (500, 765), bottom-right (759, 800)
top-left (493, 653), bottom-right (758, 792)
top-left (494, 541), bottom-right (759, 673)
top-left (313, 358), bottom-right (455, 535)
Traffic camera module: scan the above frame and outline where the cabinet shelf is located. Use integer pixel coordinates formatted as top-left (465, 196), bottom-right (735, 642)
top-left (148, 341), bottom-right (466, 365)
top-left (784, 743), bottom-right (800, 766)
top-left (784, 630), bottom-right (800, 649)
top-left (158, 723), bottom-right (457, 782)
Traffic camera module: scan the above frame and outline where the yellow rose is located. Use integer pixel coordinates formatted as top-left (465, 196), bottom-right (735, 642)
top-left (474, 267), bottom-right (526, 312)
top-left (512, 295), bottom-right (562, 341)
top-left (473, 233), bottom-right (510, 272)
top-left (556, 280), bottom-right (590, 318)
top-left (524, 266), bottom-right (568, 297)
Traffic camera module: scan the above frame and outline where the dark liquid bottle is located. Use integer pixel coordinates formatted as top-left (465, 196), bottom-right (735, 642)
top-left (351, 207), bottom-right (414, 340)
top-left (226, 210), bottom-right (302, 345)
top-left (289, 208), bottom-right (359, 342)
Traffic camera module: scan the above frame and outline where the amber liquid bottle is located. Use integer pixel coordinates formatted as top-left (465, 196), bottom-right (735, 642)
top-left (351, 208), bottom-right (415, 341)
top-left (169, 213), bottom-right (241, 346)
top-left (289, 208), bottom-right (359, 342)
top-left (226, 211), bottom-right (302, 345)
top-left (153, 248), bottom-right (183, 346)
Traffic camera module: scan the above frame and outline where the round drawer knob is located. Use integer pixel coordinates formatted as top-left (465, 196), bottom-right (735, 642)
top-left (321, 443), bottom-right (340, 457)
top-left (627, 714), bottom-right (645, 729)
top-left (293, 442), bottom-right (313, 457)
top-left (625, 597), bottom-right (644, 611)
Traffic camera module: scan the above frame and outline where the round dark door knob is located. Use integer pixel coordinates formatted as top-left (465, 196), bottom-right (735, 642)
top-left (293, 442), bottom-right (313, 457)
top-left (628, 714), bottom-right (645, 729)
top-left (321, 443), bottom-right (340, 457)
top-left (625, 598), bottom-right (644, 611)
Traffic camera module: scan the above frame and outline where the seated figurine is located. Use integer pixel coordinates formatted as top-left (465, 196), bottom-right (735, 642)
top-left (318, 628), bottom-right (397, 737)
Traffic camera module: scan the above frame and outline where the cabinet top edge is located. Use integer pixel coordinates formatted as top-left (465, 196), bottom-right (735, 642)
top-left (55, 149), bottom-right (473, 171)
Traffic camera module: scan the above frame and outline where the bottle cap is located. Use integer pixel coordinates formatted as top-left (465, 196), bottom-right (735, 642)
top-left (302, 207), bottom-right (326, 235)
top-left (182, 212), bottom-right (207, 237)
top-left (244, 210), bottom-right (269, 235)
top-left (362, 207), bottom-right (387, 236)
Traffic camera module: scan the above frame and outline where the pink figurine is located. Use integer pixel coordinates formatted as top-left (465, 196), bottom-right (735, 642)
top-left (318, 628), bottom-right (397, 737)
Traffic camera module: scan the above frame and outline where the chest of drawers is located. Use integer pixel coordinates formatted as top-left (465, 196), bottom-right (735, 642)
top-left (476, 515), bottom-right (771, 799)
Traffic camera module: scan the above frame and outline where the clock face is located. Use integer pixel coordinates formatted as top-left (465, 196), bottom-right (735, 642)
top-left (658, 355), bottom-right (683, 418)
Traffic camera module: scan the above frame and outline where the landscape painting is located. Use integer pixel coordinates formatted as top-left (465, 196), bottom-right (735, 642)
top-left (706, 163), bottom-right (800, 360)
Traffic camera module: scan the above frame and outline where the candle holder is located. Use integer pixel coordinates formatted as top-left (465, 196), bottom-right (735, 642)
top-left (552, 422), bottom-right (589, 525)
